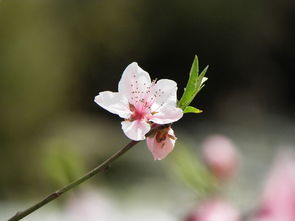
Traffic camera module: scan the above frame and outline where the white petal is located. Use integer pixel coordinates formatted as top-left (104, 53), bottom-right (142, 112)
top-left (118, 62), bottom-right (151, 104)
top-left (150, 105), bottom-right (183, 124)
top-left (152, 79), bottom-right (178, 108)
top-left (121, 120), bottom-right (151, 141)
top-left (94, 91), bottom-right (131, 119)
top-left (201, 77), bottom-right (208, 85)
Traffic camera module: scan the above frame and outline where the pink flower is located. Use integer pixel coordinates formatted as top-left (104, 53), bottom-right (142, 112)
top-left (65, 190), bottom-right (117, 221)
top-left (253, 150), bottom-right (295, 221)
top-left (185, 199), bottom-right (240, 221)
top-left (146, 125), bottom-right (176, 160)
top-left (95, 62), bottom-right (183, 141)
top-left (201, 135), bottom-right (239, 181)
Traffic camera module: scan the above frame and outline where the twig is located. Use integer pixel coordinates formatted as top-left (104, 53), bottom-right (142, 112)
top-left (7, 124), bottom-right (170, 221)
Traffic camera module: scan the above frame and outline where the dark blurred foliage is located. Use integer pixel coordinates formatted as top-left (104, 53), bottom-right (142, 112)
top-left (0, 0), bottom-right (294, 199)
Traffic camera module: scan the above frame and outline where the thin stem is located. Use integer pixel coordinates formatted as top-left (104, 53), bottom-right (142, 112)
top-left (7, 124), bottom-right (169, 221)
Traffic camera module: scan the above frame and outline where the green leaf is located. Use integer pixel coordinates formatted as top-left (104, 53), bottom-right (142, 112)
top-left (183, 106), bottom-right (203, 114)
top-left (178, 55), bottom-right (199, 109)
top-left (43, 140), bottom-right (85, 186)
top-left (167, 144), bottom-right (218, 197)
top-left (178, 55), bottom-right (208, 110)
top-left (195, 65), bottom-right (208, 94)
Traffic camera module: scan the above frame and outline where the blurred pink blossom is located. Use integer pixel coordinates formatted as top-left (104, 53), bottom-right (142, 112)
top-left (252, 150), bottom-right (295, 221)
top-left (185, 199), bottom-right (240, 221)
top-left (201, 135), bottom-right (239, 180)
top-left (65, 189), bottom-right (117, 221)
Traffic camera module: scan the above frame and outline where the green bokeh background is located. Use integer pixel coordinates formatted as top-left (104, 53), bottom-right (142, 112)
top-left (1, 0), bottom-right (294, 219)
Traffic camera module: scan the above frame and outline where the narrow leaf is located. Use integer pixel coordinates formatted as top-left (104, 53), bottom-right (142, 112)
top-left (183, 106), bottom-right (203, 114)
top-left (194, 65), bottom-right (208, 95)
top-left (167, 144), bottom-right (218, 196)
top-left (178, 55), bottom-right (199, 109)
top-left (178, 56), bottom-right (208, 110)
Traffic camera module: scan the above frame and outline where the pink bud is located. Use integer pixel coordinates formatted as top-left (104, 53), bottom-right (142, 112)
top-left (185, 199), bottom-right (240, 221)
top-left (201, 135), bottom-right (239, 181)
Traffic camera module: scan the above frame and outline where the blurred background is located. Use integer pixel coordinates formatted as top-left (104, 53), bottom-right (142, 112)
top-left (1, 0), bottom-right (295, 220)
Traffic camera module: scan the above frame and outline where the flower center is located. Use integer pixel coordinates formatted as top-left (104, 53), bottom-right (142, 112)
top-left (128, 79), bottom-right (166, 122)
top-left (129, 103), bottom-right (150, 121)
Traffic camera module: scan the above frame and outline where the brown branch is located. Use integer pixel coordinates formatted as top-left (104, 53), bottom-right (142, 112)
top-left (7, 124), bottom-right (170, 221)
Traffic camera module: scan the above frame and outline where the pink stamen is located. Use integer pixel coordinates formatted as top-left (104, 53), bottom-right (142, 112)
top-left (129, 79), bottom-right (158, 121)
